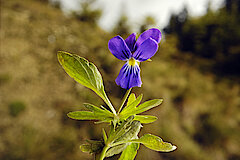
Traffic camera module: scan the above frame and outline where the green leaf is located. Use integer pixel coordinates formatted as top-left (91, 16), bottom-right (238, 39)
top-left (108, 116), bottom-right (135, 143)
top-left (131, 134), bottom-right (177, 152)
top-left (83, 103), bottom-right (113, 117)
top-left (107, 116), bottom-right (136, 144)
top-left (57, 51), bottom-right (116, 115)
top-left (113, 121), bottom-right (141, 144)
top-left (80, 144), bottom-right (92, 153)
top-left (120, 94), bottom-right (143, 118)
top-left (58, 51), bottom-right (104, 97)
top-left (133, 115), bottom-right (158, 123)
top-left (118, 143), bottom-right (139, 160)
top-left (105, 118), bottom-right (141, 158)
top-left (67, 111), bottom-right (97, 120)
top-left (122, 99), bottom-right (162, 118)
top-left (126, 93), bottom-right (136, 106)
top-left (67, 111), bottom-right (112, 122)
top-left (80, 140), bottom-right (104, 154)
top-left (107, 120), bottom-right (141, 158)
top-left (134, 99), bottom-right (163, 114)
top-left (119, 97), bottom-right (162, 120)
top-left (102, 128), bottom-right (107, 144)
top-left (105, 144), bottom-right (128, 157)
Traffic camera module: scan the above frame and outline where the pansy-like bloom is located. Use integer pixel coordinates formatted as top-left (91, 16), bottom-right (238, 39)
top-left (108, 28), bottom-right (161, 89)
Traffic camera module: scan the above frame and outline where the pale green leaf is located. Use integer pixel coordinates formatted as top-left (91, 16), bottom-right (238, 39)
top-left (67, 111), bottom-right (97, 120)
top-left (118, 143), bottom-right (139, 160)
top-left (107, 120), bottom-right (141, 158)
top-left (105, 144), bottom-right (128, 157)
top-left (107, 116), bottom-right (135, 143)
top-left (102, 128), bottom-right (107, 143)
top-left (57, 51), bottom-right (110, 107)
top-left (131, 134), bottom-right (177, 152)
top-left (119, 97), bottom-right (161, 120)
top-left (134, 99), bottom-right (163, 114)
top-left (108, 116), bottom-right (135, 143)
top-left (134, 115), bottom-right (158, 123)
top-left (83, 103), bottom-right (113, 117)
top-left (126, 93), bottom-right (136, 106)
top-left (80, 144), bottom-right (92, 153)
top-left (94, 119), bottom-right (112, 124)
top-left (67, 111), bottom-right (111, 122)
top-left (120, 94), bottom-right (143, 117)
top-left (114, 121), bottom-right (142, 144)
top-left (80, 140), bottom-right (104, 154)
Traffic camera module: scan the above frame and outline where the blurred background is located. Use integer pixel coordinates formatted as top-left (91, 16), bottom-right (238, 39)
top-left (0, 0), bottom-right (240, 160)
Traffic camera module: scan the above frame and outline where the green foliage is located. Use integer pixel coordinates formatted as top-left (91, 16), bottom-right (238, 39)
top-left (133, 115), bottom-right (158, 124)
top-left (105, 143), bottom-right (128, 157)
top-left (113, 121), bottom-right (141, 144)
top-left (57, 51), bottom-right (105, 97)
top-left (134, 99), bottom-right (163, 114)
top-left (107, 116), bottom-right (136, 143)
top-left (83, 103), bottom-right (113, 117)
top-left (164, 2), bottom-right (240, 76)
top-left (61, 55), bottom-right (171, 159)
top-left (8, 101), bottom-right (26, 117)
top-left (73, 0), bottom-right (102, 25)
top-left (118, 143), bottom-right (139, 160)
top-left (58, 50), bottom-right (173, 159)
top-left (102, 129), bottom-right (107, 143)
top-left (80, 140), bottom-right (104, 154)
top-left (59, 51), bottom-right (163, 127)
top-left (120, 94), bottom-right (142, 115)
top-left (120, 97), bottom-right (163, 120)
top-left (131, 134), bottom-right (177, 152)
top-left (119, 93), bottom-right (159, 124)
top-left (103, 117), bottom-right (142, 159)
top-left (126, 93), bottom-right (136, 106)
top-left (67, 111), bottom-right (111, 122)
top-left (67, 103), bottom-right (114, 123)
top-left (113, 14), bottom-right (130, 36)
top-left (0, 73), bottom-right (11, 85)
top-left (57, 51), bottom-right (116, 114)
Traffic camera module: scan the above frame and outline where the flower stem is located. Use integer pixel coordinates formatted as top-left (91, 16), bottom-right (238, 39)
top-left (117, 88), bottom-right (132, 114)
top-left (102, 92), bottom-right (117, 115)
top-left (98, 145), bottom-right (109, 160)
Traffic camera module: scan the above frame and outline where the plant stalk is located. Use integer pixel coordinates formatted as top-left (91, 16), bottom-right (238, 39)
top-left (117, 88), bottom-right (132, 114)
top-left (102, 92), bottom-right (117, 115)
top-left (98, 145), bottom-right (109, 160)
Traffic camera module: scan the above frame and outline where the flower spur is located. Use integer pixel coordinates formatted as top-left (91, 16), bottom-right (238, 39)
top-left (108, 28), bottom-right (162, 89)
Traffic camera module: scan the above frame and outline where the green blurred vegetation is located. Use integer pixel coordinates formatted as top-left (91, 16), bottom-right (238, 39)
top-left (164, 0), bottom-right (240, 78)
top-left (72, 0), bottom-right (102, 26)
top-left (0, 0), bottom-right (239, 160)
top-left (112, 14), bottom-right (131, 37)
top-left (8, 101), bottom-right (26, 117)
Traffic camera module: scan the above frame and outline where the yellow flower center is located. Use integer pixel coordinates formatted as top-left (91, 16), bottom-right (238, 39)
top-left (128, 58), bottom-right (136, 66)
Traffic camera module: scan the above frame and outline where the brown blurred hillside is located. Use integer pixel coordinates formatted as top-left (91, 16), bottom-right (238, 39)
top-left (0, 0), bottom-right (240, 160)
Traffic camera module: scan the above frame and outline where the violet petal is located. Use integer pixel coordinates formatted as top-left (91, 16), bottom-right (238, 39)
top-left (115, 63), bottom-right (142, 89)
top-left (108, 36), bottom-right (131, 60)
top-left (125, 33), bottom-right (136, 52)
top-left (135, 28), bottom-right (161, 48)
top-left (133, 38), bottom-right (158, 62)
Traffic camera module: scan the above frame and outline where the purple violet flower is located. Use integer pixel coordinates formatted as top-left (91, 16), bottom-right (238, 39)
top-left (108, 28), bottom-right (162, 89)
